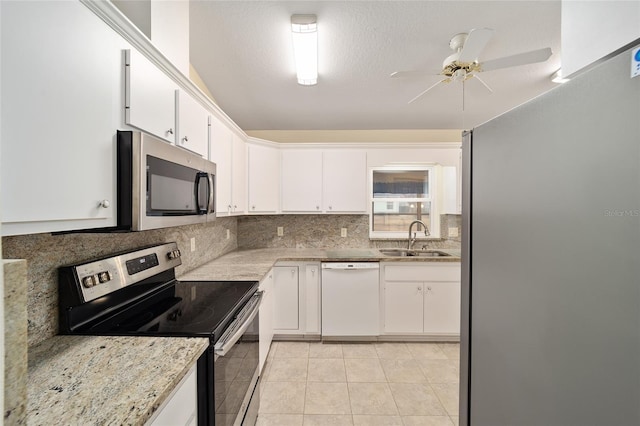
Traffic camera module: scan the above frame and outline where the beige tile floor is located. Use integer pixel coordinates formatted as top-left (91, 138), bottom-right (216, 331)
top-left (257, 341), bottom-right (460, 426)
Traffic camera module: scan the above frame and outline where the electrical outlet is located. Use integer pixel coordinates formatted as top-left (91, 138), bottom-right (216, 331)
top-left (190, 237), bottom-right (196, 252)
top-left (341, 228), bottom-right (347, 238)
top-left (226, 229), bottom-right (230, 239)
top-left (448, 227), bottom-right (459, 237)
top-left (277, 226), bottom-right (284, 237)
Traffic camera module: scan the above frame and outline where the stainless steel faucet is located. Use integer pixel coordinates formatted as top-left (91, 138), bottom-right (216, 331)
top-left (407, 220), bottom-right (430, 250)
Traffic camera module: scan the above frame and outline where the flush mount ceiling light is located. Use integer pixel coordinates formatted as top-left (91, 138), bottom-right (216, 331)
top-left (291, 14), bottom-right (318, 86)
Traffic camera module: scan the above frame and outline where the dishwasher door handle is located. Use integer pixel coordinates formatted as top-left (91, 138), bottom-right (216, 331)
top-left (321, 262), bottom-right (380, 270)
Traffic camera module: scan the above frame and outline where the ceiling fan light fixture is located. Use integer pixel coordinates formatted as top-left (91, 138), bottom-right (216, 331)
top-left (551, 69), bottom-right (570, 84)
top-left (291, 14), bottom-right (318, 86)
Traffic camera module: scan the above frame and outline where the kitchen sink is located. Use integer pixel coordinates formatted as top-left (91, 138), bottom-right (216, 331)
top-left (379, 248), bottom-right (452, 257)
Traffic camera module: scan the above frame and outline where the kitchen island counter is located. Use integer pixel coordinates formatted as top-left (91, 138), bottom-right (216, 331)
top-left (27, 335), bottom-right (209, 426)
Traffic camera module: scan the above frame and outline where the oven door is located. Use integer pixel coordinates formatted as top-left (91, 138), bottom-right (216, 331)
top-left (214, 291), bottom-right (262, 426)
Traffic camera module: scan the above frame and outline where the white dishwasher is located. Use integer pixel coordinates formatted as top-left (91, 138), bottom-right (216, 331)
top-left (321, 262), bottom-right (380, 337)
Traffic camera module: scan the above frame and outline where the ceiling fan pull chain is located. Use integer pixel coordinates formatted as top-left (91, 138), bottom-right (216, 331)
top-left (462, 80), bottom-right (465, 112)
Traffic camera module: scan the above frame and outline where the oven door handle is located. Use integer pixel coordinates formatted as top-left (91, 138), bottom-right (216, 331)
top-left (214, 291), bottom-right (263, 357)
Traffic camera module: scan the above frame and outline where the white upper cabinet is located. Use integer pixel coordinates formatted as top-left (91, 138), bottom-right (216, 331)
top-left (125, 49), bottom-right (177, 143)
top-left (1, 1), bottom-right (125, 235)
top-left (210, 116), bottom-right (246, 216)
top-left (281, 150), bottom-right (324, 212)
top-left (210, 116), bottom-right (233, 215)
top-left (281, 149), bottom-right (367, 213)
top-left (247, 142), bottom-right (280, 214)
top-left (175, 89), bottom-right (209, 157)
top-left (323, 150), bottom-right (367, 213)
top-left (231, 134), bottom-right (247, 214)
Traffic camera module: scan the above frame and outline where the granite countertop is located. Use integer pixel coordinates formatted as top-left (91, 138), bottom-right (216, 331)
top-left (27, 335), bottom-right (209, 426)
top-left (179, 247), bottom-right (461, 281)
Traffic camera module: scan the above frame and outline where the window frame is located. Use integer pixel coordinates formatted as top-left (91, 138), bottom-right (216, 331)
top-left (369, 165), bottom-right (440, 239)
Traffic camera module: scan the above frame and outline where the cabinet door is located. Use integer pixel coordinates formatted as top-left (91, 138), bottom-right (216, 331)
top-left (259, 270), bottom-right (274, 374)
top-left (231, 134), bottom-right (247, 214)
top-left (150, 365), bottom-right (197, 426)
top-left (281, 150), bottom-right (323, 212)
top-left (125, 49), bottom-right (176, 143)
top-left (323, 150), bottom-right (367, 212)
top-left (423, 281), bottom-right (461, 335)
top-left (247, 143), bottom-right (280, 214)
top-left (175, 89), bottom-right (209, 157)
top-left (210, 116), bottom-right (233, 216)
top-left (273, 267), bottom-right (299, 330)
top-left (383, 281), bottom-right (424, 333)
top-left (304, 263), bottom-right (321, 334)
top-left (1, 1), bottom-right (122, 235)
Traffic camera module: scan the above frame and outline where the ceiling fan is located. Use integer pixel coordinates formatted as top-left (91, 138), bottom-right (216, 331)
top-left (391, 28), bottom-right (552, 105)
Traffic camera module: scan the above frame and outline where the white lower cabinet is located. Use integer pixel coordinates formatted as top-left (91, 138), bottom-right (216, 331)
top-left (304, 263), bottom-right (321, 334)
top-left (273, 266), bottom-right (300, 331)
top-left (423, 281), bottom-right (461, 334)
top-left (149, 365), bottom-right (197, 426)
top-left (384, 281), bottom-right (424, 333)
top-left (272, 262), bottom-right (321, 337)
top-left (258, 269), bottom-right (274, 374)
top-left (382, 262), bottom-right (461, 337)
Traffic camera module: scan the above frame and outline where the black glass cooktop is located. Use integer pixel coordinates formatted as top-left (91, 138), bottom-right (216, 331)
top-left (82, 280), bottom-right (258, 342)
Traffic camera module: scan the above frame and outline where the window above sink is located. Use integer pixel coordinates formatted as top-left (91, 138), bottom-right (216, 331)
top-left (370, 166), bottom-right (440, 239)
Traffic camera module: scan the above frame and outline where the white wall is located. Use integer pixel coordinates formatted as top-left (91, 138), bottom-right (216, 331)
top-left (112, 0), bottom-right (190, 76)
top-left (150, 0), bottom-right (189, 75)
top-left (562, 0), bottom-right (640, 77)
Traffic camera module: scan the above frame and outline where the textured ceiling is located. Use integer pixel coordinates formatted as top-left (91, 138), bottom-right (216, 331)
top-left (189, 1), bottom-right (561, 131)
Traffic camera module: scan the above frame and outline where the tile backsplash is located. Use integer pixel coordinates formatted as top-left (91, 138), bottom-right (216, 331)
top-left (237, 214), bottom-right (462, 250)
top-left (2, 218), bottom-right (237, 347)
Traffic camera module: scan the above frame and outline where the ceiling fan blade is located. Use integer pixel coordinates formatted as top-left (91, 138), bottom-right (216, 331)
top-left (390, 70), bottom-right (439, 78)
top-left (471, 74), bottom-right (494, 93)
top-left (480, 47), bottom-right (553, 72)
top-left (458, 28), bottom-right (495, 63)
top-left (408, 79), bottom-right (447, 104)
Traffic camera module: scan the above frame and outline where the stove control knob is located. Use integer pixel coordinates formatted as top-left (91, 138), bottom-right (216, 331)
top-left (97, 271), bottom-right (112, 283)
top-left (82, 275), bottom-right (96, 288)
top-left (168, 249), bottom-right (182, 260)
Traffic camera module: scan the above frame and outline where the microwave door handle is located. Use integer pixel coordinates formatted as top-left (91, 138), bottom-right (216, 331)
top-left (195, 172), bottom-right (208, 214)
top-left (214, 291), bottom-right (263, 357)
top-left (207, 173), bottom-right (214, 214)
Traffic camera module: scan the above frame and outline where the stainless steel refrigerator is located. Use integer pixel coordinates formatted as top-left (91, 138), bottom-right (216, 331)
top-left (461, 45), bottom-right (640, 425)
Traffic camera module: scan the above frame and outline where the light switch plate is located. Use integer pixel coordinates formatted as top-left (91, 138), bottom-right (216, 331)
top-left (226, 229), bottom-right (230, 239)
top-left (341, 228), bottom-right (348, 237)
top-left (448, 227), bottom-right (459, 237)
top-left (277, 226), bottom-right (284, 236)
top-left (190, 237), bottom-right (196, 252)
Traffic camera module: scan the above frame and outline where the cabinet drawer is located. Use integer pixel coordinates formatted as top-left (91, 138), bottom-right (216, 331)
top-left (384, 264), bottom-right (460, 282)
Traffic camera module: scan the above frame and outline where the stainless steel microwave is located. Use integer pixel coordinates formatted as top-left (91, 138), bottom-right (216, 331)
top-left (117, 130), bottom-right (216, 231)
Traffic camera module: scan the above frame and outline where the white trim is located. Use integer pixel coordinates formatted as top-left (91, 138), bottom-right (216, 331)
top-left (80, 0), bottom-right (245, 139)
top-left (246, 137), bottom-right (282, 149)
top-left (279, 142), bottom-right (461, 150)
